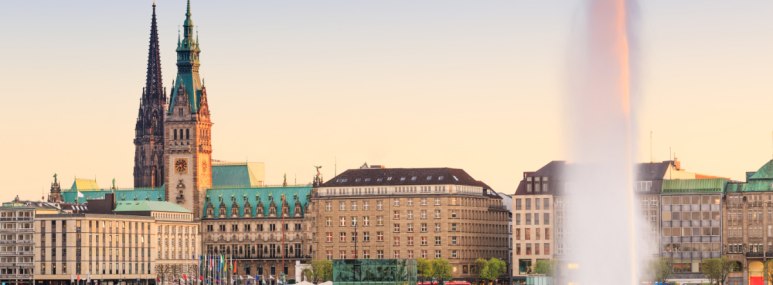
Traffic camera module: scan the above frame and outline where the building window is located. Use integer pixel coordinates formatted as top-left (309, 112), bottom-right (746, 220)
top-left (363, 216), bottom-right (370, 226)
top-left (525, 198), bottom-right (531, 210)
top-left (377, 216), bottom-right (384, 226)
top-left (434, 209), bottom-right (441, 219)
top-left (407, 223), bottom-right (414, 232)
top-left (394, 250), bottom-right (400, 259)
top-left (377, 231), bottom-right (384, 242)
top-left (377, 200), bottom-right (383, 211)
top-left (340, 217), bottom-right (346, 227)
top-left (363, 201), bottom-right (369, 211)
top-left (393, 236), bottom-right (400, 246)
top-left (352, 217), bottom-right (358, 227)
top-left (421, 198), bottom-right (427, 206)
top-left (407, 210), bottom-right (414, 220)
top-left (351, 201), bottom-right (358, 211)
top-left (325, 202), bottom-right (331, 212)
top-left (421, 223), bottom-right (428, 233)
top-left (421, 236), bottom-right (428, 246)
top-left (544, 213), bottom-right (550, 225)
top-left (326, 232), bottom-right (332, 243)
top-left (393, 211), bottom-right (400, 220)
top-left (451, 236), bottom-right (457, 245)
top-left (421, 210), bottom-right (427, 220)
top-left (326, 217), bottom-right (332, 227)
top-left (339, 232), bottom-right (346, 242)
top-left (407, 236), bottom-right (414, 246)
top-left (363, 232), bottom-right (370, 242)
top-left (393, 223), bottom-right (400, 233)
top-left (363, 251), bottom-right (370, 259)
top-left (377, 250), bottom-right (384, 259)
top-left (435, 223), bottom-right (441, 232)
top-left (435, 250), bottom-right (442, 258)
top-left (393, 199), bottom-right (400, 207)
top-left (434, 198), bottom-right (441, 206)
top-left (339, 202), bottom-right (346, 211)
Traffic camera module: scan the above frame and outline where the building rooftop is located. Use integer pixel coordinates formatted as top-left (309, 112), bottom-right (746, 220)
top-left (114, 200), bottom-right (191, 213)
top-left (661, 178), bottom-right (728, 195)
top-left (212, 162), bottom-right (264, 188)
top-left (321, 167), bottom-right (490, 189)
top-left (204, 186), bottom-right (312, 219)
top-left (70, 178), bottom-right (100, 191)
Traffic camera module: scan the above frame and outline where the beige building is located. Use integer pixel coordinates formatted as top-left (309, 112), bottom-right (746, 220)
top-left (19, 199), bottom-right (200, 285)
top-left (310, 166), bottom-right (510, 280)
top-left (512, 160), bottom-right (699, 278)
top-left (0, 199), bottom-right (59, 285)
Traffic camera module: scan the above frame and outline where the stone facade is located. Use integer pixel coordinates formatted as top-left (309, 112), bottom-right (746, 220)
top-left (200, 187), bottom-right (313, 284)
top-left (310, 167), bottom-right (510, 280)
top-left (134, 3), bottom-right (167, 189)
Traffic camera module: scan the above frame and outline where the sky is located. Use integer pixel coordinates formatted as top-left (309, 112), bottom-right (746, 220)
top-left (1, 0), bottom-right (773, 202)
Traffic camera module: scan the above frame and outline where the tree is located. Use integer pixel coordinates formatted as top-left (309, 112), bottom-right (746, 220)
top-left (478, 258), bottom-right (507, 285)
top-left (647, 258), bottom-right (672, 282)
top-left (310, 260), bottom-right (333, 283)
top-left (533, 260), bottom-right (554, 276)
top-left (431, 259), bottom-right (453, 283)
top-left (417, 258), bottom-right (434, 282)
top-left (701, 257), bottom-right (737, 285)
top-left (301, 268), bottom-right (313, 282)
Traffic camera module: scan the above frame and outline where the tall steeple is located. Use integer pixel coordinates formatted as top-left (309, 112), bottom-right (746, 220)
top-left (169, 0), bottom-right (205, 115)
top-left (164, 0), bottom-right (212, 219)
top-left (134, 2), bottom-right (167, 188)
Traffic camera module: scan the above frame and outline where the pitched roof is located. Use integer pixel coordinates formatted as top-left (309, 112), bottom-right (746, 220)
top-left (70, 178), bottom-right (100, 191)
top-left (204, 186), bottom-right (312, 219)
top-left (636, 161), bottom-right (671, 181)
top-left (321, 167), bottom-right (489, 189)
top-left (62, 187), bottom-right (166, 204)
top-left (114, 200), bottom-right (190, 213)
top-left (749, 160), bottom-right (773, 180)
top-left (212, 162), bottom-right (264, 188)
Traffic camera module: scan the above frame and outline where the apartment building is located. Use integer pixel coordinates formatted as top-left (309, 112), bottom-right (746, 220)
top-left (0, 199), bottom-right (59, 285)
top-left (310, 166), bottom-right (510, 280)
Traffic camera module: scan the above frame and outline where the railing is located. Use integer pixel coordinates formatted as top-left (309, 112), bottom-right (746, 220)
top-left (0, 274), bottom-right (32, 279)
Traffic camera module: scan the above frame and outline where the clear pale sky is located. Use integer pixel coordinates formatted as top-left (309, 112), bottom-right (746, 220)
top-left (1, 1), bottom-right (772, 202)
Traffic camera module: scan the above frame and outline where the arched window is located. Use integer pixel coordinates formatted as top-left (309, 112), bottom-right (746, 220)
top-left (174, 129), bottom-right (178, 140)
top-left (186, 129), bottom-right (190, 140)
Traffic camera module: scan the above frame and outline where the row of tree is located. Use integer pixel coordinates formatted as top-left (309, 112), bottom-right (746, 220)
top-left (303, 257), bottom-right (508, 284)
top-left (418, 258), bottom-right (508, 284)
top-left (649, 257), bottom-right (739, 285)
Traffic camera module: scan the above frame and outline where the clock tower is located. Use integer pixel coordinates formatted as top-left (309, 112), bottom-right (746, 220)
top-left (164, 0), bottom-right (212, 219)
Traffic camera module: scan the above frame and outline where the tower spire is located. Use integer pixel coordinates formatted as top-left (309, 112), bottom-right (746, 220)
top-left (134, 2), bottom-right (166, 188)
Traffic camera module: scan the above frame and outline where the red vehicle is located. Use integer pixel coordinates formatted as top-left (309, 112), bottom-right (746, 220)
top-left (418, 281), bottom-right (471, 285)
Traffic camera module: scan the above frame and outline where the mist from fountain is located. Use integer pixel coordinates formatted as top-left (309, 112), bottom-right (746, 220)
top-left (562, 0), bottom-right (653, 284)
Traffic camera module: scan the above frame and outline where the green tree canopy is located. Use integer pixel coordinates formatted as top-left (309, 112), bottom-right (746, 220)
top-left (417, 258), bottom-right (434, 281)
top-left (432, 259), bottom-right (453, 282)
top-left (700, 257), bottom-right (737, 285)
top-left (648, 258), bottom-right (672, 282)
top-left (310, 260), bottom-right (333, 283)
top-left (478, 258), bottom-right (508, 282)
top-left (533, 260), bottom-right (554, 276)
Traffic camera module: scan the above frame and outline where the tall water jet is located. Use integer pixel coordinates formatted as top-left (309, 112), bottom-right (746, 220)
top-left (563, 0), bottom-right (650, 284)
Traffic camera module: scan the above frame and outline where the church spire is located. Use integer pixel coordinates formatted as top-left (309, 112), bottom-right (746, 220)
top-left (134, 2), bottom-right (166, 188)
top-left (145, 2), bottom-right (164, 103)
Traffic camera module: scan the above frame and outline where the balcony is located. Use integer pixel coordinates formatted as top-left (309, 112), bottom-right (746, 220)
top-left (745, 252), bottom-right (773, 259)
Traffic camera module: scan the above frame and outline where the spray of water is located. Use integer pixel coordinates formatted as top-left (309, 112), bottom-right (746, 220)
top-left (563, 0), bottom-right (651, 284)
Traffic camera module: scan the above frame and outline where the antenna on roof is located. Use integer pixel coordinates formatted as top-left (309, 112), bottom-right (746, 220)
top-left (334, 156), bottom-right (338, 177)
top-left (649, 130), bottom-right (653, 163)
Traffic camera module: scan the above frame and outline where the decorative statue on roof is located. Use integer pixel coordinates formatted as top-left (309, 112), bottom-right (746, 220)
top-left (313, 166), bottom-right (323, 187)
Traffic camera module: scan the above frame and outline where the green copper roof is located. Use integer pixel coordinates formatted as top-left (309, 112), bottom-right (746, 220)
top-left (212, 163), bottom-right (263, 188)
top-left (662, 178), bottom-right (728, 195)
top-left (62, 187), bottom-right (166, 204)
top-left (204, 186), bottom-right (312, 219)
top-left (749, 160), bottom-right (773, 180)
top-left (70, 179), bottom-right (100, 191)
top-left (114, 200), bottom-right (190, 213)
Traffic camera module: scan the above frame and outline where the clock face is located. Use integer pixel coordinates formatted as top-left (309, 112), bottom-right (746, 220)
top-left (175, 158), bottom-right (188, 174)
